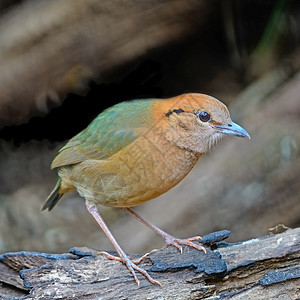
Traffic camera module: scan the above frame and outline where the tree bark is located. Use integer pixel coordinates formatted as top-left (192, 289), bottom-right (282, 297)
top-left (0, 227), bottom-right (299, 299)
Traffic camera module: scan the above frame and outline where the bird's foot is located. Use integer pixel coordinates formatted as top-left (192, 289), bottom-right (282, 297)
top-left (98, 249), bottom-right (158, 264)
top-left (121, 208), bottom-right (206, 255)
top-left (131, 248), bottom-right (159, 264)
top-left (98, 251), bottom-right (161, 286)
top-left (162, 235), bottom-right (206, 254)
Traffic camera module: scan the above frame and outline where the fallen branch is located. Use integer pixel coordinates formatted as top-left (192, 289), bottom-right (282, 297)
top-left (0, 227), bottom-right (299, 299)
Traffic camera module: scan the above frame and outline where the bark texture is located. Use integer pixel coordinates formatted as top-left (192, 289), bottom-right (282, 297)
top-left (0, 228), bottom-right (299, 299)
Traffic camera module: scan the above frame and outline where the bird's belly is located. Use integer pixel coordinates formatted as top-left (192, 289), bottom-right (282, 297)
top-left (74, 163), bottom-right (185, 207)
top-left (69, 139), bottom-right (200, 207)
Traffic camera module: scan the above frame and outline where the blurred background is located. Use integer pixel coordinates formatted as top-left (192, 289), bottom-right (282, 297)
top-left (0, 0), bottom-right (299, 254)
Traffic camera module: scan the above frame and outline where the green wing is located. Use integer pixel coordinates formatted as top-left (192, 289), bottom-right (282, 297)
top-left (52, 99), bottom-right (155, 169)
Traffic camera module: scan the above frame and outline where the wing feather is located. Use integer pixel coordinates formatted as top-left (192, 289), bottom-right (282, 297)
top-left (51, 99), bottom-right (155, 169)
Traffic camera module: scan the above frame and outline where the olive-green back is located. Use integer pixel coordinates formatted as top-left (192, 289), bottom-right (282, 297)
top-left (52, 99), bottom-right (156, 169)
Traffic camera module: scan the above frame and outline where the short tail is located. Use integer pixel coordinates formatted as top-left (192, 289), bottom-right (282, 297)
top-left (42, 178), bottom-right (64, 211)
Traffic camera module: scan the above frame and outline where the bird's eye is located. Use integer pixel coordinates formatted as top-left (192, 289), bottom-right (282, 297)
top-left (198, 111), bottom-right (211, 122)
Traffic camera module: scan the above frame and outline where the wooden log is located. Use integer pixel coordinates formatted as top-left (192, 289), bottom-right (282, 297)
top-left (0, 227), bottom-right (299, 299)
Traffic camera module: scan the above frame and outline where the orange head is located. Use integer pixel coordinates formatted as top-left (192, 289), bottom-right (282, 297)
top-left (153, 93), bottom-right (250, 154)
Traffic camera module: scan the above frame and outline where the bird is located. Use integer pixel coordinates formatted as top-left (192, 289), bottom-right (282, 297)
top-left (43, 93), bottom-right (250, 286)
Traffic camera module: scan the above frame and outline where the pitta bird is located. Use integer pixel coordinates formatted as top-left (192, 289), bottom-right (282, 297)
top-left (43, 93), bottom-right (250, 285)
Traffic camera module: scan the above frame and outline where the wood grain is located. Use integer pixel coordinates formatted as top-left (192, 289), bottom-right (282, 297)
top-left (0, 228), bottom-right (299, 299)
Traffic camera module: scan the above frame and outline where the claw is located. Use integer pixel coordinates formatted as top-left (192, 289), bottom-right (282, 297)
top-left (164, 236), bottom-right (207, 254)
top-left (98, 251), bottom-right (123, 262)
top-left (132, 248), bottom-right (159, 264)
top-left (98, 250), bottom-right (161, 286)
top-left (187, 235), bottom-right (202, 242)
top-left (98, 249), bottom-right (158, 265)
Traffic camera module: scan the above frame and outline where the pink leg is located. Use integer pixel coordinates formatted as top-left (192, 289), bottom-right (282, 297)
top-left (122, 208), bottom-right (206, 253)
top-left (86, 202), bottom-right (161, 286)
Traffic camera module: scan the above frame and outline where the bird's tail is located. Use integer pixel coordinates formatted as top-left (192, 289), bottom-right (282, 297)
top-left (42, 178), bottom-right (64, 211)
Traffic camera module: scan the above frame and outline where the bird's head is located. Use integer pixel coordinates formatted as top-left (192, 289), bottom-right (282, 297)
top-left (159, 93), bottom-right (250, 154)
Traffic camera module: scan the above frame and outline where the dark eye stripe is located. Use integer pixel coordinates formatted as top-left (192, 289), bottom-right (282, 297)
top-left (165, 108), bottom-right (185, 117)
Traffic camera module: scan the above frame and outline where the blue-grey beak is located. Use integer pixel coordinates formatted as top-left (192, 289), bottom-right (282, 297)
top-left (215, 121), bottom-right (251, 139)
